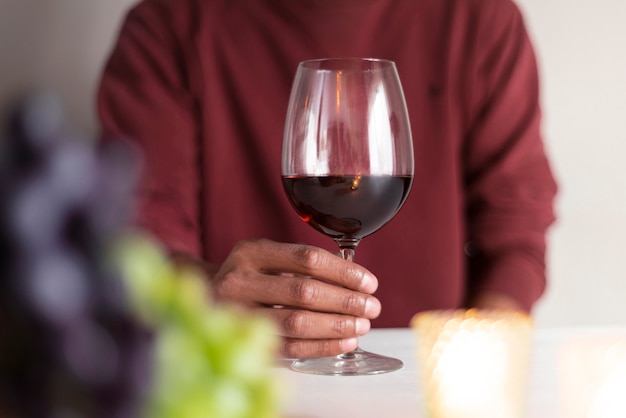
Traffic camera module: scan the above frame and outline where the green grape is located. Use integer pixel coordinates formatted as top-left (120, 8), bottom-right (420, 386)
top-left (112, 232), bottom-right (283, 418)
top-left (111, 231), bottom-right (177, 323)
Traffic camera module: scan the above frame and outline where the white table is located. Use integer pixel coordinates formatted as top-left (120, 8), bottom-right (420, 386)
top-left (276, 327), bottom-right (626, 418)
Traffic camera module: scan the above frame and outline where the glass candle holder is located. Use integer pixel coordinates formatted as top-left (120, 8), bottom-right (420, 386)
top-left (411, 309), bottom-right (533, 418)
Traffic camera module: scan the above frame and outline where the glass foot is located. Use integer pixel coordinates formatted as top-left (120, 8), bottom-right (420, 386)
top-left (290, 347), bottom-right (403, 376)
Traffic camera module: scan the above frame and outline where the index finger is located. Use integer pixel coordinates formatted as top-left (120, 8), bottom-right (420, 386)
top-left (238, 239), bottom-right (378, 293)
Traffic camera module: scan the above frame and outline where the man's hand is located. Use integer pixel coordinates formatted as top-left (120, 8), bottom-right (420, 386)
top-left (180, 239), bottom-right (381, 359)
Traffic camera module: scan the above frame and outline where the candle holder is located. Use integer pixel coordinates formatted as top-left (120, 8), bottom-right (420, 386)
top-left (411, 309), bottom-right (533, 418)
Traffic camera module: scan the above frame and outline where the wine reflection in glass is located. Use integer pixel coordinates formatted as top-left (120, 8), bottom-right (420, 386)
top-left (281, 58), bottom-right (414, 375)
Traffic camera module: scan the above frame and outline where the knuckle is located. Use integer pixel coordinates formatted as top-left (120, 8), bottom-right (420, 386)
top-left (292, 245), bottom-right (322, 270)
top-left (281, 338), bottom-right (342, 358)
top-left (282, 311), bottom-right (310, 336)
top-left (230, 237), bottom-right (270, 259)
top-left (230, 239), bottom-right (255, 258)
top-left (331, 317), bottom-right (352, 336)
top-left (342, 293), bottom-right (365, 314)
top-left (281, 339), bottom-right (304, 359)
top-left (212, 271), bottom-right (237, 296)
top-left (213, 270), bottom-right (248, 301)
top-left (319, 339), bottom-right (333, 356)
top-left (289, 279), bottom-right (319, 306)
top-left (344, 268), bottom-right (365, 288)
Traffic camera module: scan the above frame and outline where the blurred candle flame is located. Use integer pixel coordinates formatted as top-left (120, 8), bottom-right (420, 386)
top-left (412, 310), bottom-right (532, 418)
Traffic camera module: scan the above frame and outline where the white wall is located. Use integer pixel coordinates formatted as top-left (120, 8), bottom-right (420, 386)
top-left (1, 0), bottom-right (624, 328)
top-left (516, 0), bottom-right (626, 328)
top-left (0, 0), bottom-right (136, 136)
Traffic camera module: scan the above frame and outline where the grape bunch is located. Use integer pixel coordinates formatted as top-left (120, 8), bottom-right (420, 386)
top-left (113, 232), bottom-right (283, 418)
top-left (0, 92), bottom-right (153, 418)
top-left (0, 92), bottom-right (283, 418)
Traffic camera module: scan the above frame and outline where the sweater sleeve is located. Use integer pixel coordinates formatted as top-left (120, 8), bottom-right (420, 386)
top-left (462, 0), bottom-right (558, 310)
top-left (97, 1), bottom-right (202, 256)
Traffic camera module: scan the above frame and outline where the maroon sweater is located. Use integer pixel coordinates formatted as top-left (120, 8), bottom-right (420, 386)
top-left (98, 0), bottom-right (557, 327)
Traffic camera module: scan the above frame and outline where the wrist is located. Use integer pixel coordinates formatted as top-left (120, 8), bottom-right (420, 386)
top-left (171, 252), bottom-right (219, 280)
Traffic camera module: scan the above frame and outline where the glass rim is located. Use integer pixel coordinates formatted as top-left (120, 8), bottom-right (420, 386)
top-left (298, 57), bottom-right (396, 72)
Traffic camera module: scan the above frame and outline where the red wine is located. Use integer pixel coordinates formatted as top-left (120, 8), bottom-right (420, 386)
top-left (282, 175), bottom-right (412, 240)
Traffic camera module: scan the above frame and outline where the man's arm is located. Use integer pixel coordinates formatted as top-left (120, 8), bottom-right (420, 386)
top-left (98, 1), bottom-right (203, 257)
top-left (97, 2), bottom-right (381, 359)
top-left (462, 0), bottom-right (558, 311)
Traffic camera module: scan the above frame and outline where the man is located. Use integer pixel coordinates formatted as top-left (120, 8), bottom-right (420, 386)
top-left (98, 0), bottom-right (557, 359)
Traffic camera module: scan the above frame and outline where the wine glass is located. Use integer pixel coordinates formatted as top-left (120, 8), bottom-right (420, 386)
top-left (281, 58), bottom-right (414, 375)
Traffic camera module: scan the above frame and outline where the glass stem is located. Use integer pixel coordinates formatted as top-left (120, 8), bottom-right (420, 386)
top-left (339, 247), bottom-right (356, 262)
top-left (336, 239), bottom-right (361, 360)
top-left (336, 239), bottom-right (359, 262)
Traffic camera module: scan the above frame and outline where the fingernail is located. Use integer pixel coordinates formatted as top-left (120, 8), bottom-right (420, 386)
top-left (359, 273), bottom-right (378, 293)
top-left (364, 297), bottom-right (381, 318)
top-left (355, 318), bottom-right (370, 335)
top-left (342, 337), bottom-right (358, 352)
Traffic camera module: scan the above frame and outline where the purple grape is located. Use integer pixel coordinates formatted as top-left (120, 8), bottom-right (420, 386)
top-left (2, 91), bottom-right (65, 172)
top-left (0, 92), bottom-right (153, 418)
